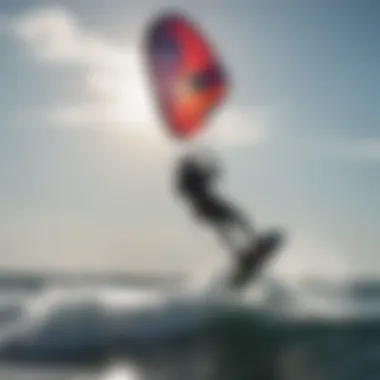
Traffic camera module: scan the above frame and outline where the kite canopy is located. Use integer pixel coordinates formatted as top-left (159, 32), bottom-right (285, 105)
top-left (145, 12), bottom-right (228, 139)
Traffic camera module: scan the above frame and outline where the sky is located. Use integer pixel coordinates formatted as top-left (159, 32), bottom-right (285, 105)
top-left (0, 0), bottom-right (378, 279)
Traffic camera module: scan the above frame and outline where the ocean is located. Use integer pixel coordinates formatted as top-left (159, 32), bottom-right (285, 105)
top-left (0, 274), bottom-right (379, 380)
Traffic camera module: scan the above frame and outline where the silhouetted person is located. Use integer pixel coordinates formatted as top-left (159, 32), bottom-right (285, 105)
top-left (174, 149), bottom-right (256, 256)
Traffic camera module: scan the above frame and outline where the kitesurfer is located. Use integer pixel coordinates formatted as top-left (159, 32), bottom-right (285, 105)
top-left (174, 149), bottom-right (284, 288)
top-left (174, 149), bottom-right (256, 257)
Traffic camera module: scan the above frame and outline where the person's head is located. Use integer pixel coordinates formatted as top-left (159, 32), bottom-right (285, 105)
top-left (181, 145), bottom-right (221, 176)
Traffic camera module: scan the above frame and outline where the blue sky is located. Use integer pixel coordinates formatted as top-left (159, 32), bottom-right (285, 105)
top-left (0, 0), bottom-right (378, 277)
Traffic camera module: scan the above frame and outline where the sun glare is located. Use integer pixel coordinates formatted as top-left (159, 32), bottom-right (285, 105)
top-left (103, 364), bottom-right (140, 380)
top-left (84, 46), bottom-right (156, 134)
top-left (118, 74), bottom-right (155, 128)
top-left (112, 50), bottom-right (156, 132)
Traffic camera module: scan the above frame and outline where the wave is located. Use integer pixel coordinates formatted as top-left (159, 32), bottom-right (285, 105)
top-left (0, 275), bottom-right (379, 379)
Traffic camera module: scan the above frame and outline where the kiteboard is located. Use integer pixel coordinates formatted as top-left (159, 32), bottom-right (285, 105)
top-left (229, 230), bottom-right (285, 289)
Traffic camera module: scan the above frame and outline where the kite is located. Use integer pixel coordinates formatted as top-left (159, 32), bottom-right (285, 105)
top-left (145, 12), bottom-right (228, 139)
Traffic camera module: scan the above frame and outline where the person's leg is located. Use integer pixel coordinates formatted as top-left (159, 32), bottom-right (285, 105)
top-left (190, 193), bottom-right (256, 255)
top-left (213, 221), bottom-right (238, 253)
top-left (230, 205), bottom-right (255, 242)
top-left (213, 207), bottom-right (256, 256)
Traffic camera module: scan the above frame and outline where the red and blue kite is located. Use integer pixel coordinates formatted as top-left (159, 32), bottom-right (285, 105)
top-left (145, 12), bottom-right (228, 139)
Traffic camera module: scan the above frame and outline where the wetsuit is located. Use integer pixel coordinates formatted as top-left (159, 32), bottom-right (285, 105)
top-left (175, 152), bottom-right (255, 255)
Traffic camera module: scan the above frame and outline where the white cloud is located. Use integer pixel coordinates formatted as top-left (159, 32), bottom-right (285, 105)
top-left (201, 105), bottom-right (268, 148)
top-left (8, 5), bottom-right (267, 153)
top-left (10, 6), bottom-right (130, 67)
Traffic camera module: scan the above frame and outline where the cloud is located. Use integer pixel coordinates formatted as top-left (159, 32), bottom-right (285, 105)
top-left (7, 5), bottom-right (267, 152)
top-left (10, 6), bottom-right (130, 67)
top-left (200, 105), bottom-right (268, 149)
top-left (9, 6), bottom-right (150, 124)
